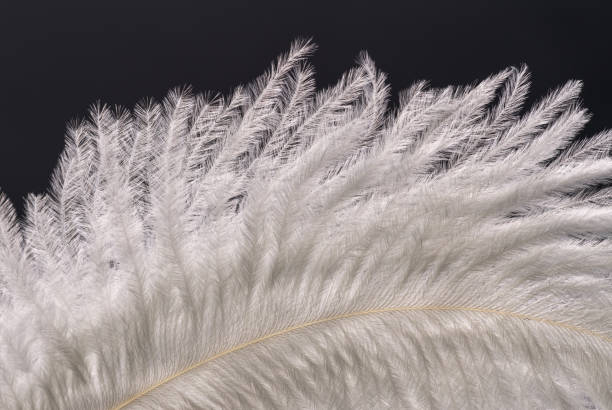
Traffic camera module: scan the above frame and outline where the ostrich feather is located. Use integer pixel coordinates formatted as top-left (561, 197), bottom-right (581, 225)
top-left (1, 39), bottom-right (611, 409)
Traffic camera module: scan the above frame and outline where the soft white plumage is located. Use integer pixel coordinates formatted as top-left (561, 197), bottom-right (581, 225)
top-left (0, 39), bottom-right (611, 409)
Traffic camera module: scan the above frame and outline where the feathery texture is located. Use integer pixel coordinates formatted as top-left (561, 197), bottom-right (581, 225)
top-left (1, 39), bottom-right (612, 409)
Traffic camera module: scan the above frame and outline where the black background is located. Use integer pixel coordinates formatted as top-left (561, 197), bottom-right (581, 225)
top-left (1, 0), bottom-right (610, 215)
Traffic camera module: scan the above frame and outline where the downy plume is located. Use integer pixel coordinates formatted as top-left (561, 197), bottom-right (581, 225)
top-left (0, 39), bottom-right (611, 409)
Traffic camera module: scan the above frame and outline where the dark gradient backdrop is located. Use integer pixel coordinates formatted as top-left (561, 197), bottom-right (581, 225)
top-left (1, 0), bottom-right (610, 215)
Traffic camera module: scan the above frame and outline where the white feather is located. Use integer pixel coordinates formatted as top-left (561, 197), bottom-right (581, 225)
top-left (0, 39), bottom-right (611, 409)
